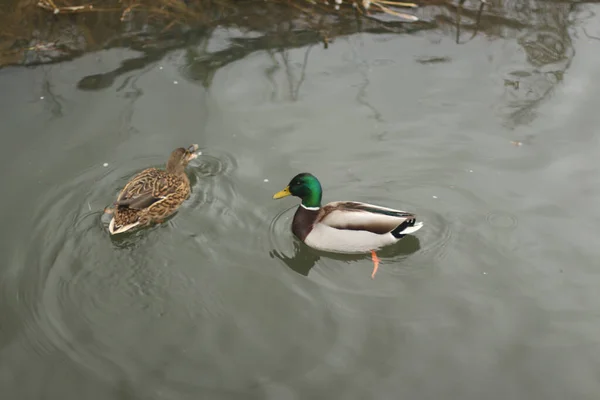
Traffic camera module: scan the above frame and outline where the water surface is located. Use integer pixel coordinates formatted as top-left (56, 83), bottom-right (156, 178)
top-left (1, 2), bottom-right (600, 399)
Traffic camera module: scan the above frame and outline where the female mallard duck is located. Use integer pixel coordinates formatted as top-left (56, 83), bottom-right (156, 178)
top-left (273, 173), bottom-right (423, 278)
top-left (107, 144), bottom-right (199, 235)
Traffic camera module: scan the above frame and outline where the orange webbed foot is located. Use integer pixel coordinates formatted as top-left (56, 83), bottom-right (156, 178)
top-left (370, 250), bottom-right (380, 279)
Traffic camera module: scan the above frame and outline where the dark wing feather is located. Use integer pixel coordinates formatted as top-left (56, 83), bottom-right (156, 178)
top-left (115, 192), bottom-right (164, 209)
top-left (116, 168), bottom-right (181, 210)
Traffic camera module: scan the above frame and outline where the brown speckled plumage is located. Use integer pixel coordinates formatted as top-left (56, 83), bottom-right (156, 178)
top-left (108, 145), bottom-right (198, 235)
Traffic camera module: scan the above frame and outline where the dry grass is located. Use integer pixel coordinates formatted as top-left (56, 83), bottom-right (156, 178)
top-left (32, 0), bottom-right (420, 21)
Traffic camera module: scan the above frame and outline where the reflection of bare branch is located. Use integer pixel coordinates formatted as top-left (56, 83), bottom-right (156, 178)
top-left (281, 51), bottom-right (296, 101)
top-left (264, 51), bottom-right (281, 101)
top-left (348, 38), bottom-right (384, 123)
top-left (293, 45), bottom-right (312, 100)
top-left (583, 27), bottom-right (600, 41)
top-left (1, 0), bottom-right (585, 133)
top-left (278, 44), bottom-right (313, 101)
top-left (455, 0), bottom-right (486, 44)
top-left (42, 79), bottom-right (64, 118)
top-left (115, 63), bottom-right (149, 135)
top-left (356, 71), bottom-right (384, 124)
top-left (180, 21), bottom-right (435, 88)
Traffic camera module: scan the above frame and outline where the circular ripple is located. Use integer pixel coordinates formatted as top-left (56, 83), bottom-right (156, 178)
top-left (267, 203), bottom-right (298, 255)
top-left (408, 208), bottom-right (454, 263)
top-left (45, 157), bottom-right (333, 391)
top-left (184, 147), bottom-right (236, 210)
top-left (486, 211), bottom-right (518, 230)
top-left (191, 147), bottom-right (237, 176)
top-left (9, 156), bottom-right (242, 384)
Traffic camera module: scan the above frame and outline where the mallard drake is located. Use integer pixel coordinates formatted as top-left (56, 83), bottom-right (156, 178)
top-left (273, 173), bottom-right (423, 278)
top-left (106, 144), bottom-right (199, 235)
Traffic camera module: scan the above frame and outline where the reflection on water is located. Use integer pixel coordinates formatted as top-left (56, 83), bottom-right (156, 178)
top-left (503, 3), bottom-right (574, 127)
top-left (65, 0), bottom-right (577, 127)
top-left (2, 1), bottom-right (600, 399)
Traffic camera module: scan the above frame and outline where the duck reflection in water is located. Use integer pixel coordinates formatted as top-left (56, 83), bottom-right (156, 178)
top-left (270, 234), bottom-right (421, 277)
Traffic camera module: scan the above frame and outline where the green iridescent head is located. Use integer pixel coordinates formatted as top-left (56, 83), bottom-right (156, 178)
top-left (273, 172), bottom-right (323, 208)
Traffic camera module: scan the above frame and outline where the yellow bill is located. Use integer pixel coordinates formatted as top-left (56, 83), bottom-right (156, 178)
top-left (273, 186), bottom-right (291, 199)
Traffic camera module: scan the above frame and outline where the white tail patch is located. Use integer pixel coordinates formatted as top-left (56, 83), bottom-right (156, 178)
top-left (108, 218), bottom-right (140, 235)
top-left (399, 221), bottom-right (423, 235)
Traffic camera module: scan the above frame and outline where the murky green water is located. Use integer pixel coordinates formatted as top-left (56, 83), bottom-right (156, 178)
top-left (2, 2), bottom-right (600, 399)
